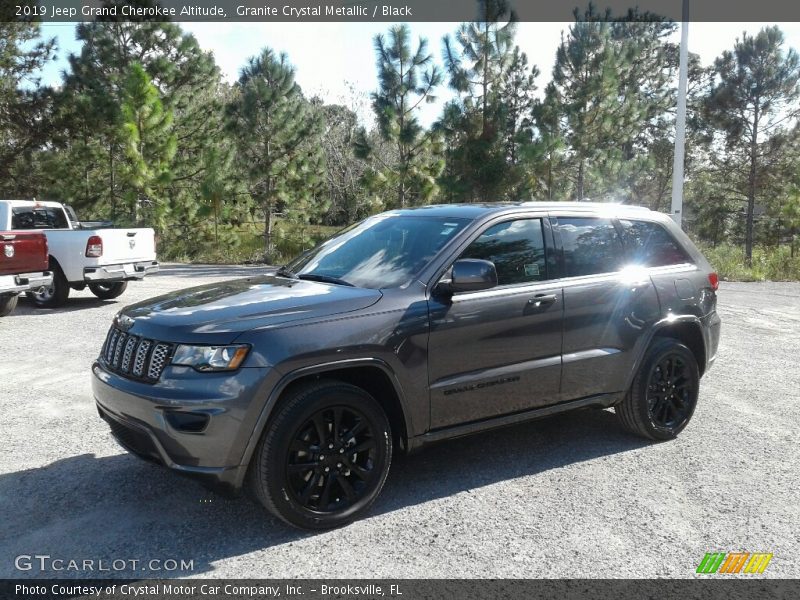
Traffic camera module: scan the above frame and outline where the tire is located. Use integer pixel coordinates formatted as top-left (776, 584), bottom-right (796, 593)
top-left (89, 281), bottom-right (128, 300)
top-left (0, 294), bottom-right (18, 317)
top-left (249, 380), bottom-right (392, 530)
top-left (616, 338), bottom-right (700, 441)
top-left (26, 262), bottom-right (69, 308)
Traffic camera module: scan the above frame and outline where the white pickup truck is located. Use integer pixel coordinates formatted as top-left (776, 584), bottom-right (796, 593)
top-left (0, 200), bottom-right (158, 307)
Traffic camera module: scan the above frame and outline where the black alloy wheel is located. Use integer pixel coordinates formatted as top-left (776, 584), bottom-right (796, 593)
top-left (249, 380), bottom-right (392, 529)
top-left (616, 338), bottom-right (700, 440)
top-left (285, 406), bottom-right (378, 513)
top-left (646, 354), bottom-right (693, 429)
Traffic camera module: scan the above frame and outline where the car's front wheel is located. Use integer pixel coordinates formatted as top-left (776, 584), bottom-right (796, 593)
top-left (249, 380), bottom-right (392, 530)
top-left (616, 338), bottom-right (700, 440)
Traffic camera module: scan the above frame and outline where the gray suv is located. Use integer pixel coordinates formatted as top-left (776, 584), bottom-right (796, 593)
top-left (92, 203), bottom-right (721, 529)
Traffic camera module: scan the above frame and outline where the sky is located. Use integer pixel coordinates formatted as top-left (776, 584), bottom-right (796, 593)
top-left (36, 21), bottom-right (800, 127)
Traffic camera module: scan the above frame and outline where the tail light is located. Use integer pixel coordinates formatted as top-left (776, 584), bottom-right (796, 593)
top-left (708, 272), bottom-right (719, 291)
top-left (86, 235), bottom-right (103, 258)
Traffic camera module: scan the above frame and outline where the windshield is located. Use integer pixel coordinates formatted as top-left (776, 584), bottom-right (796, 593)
top-left (286, 214), bottom-right (470, 289)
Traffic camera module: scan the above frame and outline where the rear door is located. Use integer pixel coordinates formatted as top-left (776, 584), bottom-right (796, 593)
top-left (554, 215), bottom-right (661, 401)
top-left (427, 215), bottom-right (563, 429)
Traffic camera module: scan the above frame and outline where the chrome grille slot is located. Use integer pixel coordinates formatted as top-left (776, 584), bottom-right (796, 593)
top-left (148, 343), bottom-right (171, 380)
top-left (100, 326), bottom-right (173, 383)
top-left (106, 329), bottom-right (119, 363)
top-left (120, 336), bottom-right (139, 372)
top-left (133, 340), bottom-right (151, 377)
top-left (112, 332), bottom-right (128, 368)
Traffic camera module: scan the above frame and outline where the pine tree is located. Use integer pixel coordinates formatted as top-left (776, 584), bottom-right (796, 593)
top-left (531, 87), bottom-right (566, 200)
top-left (501, 46), bottom-right (538, 167)
top-left (705, 26), bottom-right (800, 264)
top-left (499, 46), bottom-right (539, 199)
top-left (55, 17), bottom-right (226, 237)
top-left (226, 48), bottom-right (324, 258)
top-left (0, 22), bottom-right (55, 194)
top-left (357, 24), bottom-right (443, 209)
top-left (548, 6), bottom-right (676, 201)
top-left (118, 63), bottom-right (177, 229)
top-left (440, 0), bottom-right (520, 201)
top-left (443, 0), bottom-right (516, 137)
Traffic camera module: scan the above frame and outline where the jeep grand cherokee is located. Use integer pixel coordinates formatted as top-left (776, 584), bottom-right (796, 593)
top-left (92, 202), bottom-right (721, 529)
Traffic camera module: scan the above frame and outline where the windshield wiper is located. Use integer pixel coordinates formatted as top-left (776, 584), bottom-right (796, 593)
top-left (274, 266), bottom-right (298, 279)
top-left (297, 274), bottom-right (355, 287)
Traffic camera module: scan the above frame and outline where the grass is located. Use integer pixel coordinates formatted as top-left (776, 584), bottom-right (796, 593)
top-left (699, 243), bottom-right (800, 282)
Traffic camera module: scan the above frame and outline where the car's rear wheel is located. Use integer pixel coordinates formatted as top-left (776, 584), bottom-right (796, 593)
top-left (0, 294), bottom-right (18, 317)
top-left (89, 281), bottom-right (128, 299)
top-left (616, 338), bottom-right (700, 440)
top-left (26, 262), bottom-right (69, 308)
top-left (249, 380), bottom-right (392, 529)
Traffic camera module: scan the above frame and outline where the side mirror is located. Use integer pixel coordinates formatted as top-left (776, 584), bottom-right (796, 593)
top-left (438, 259), bottom-right (498, 295)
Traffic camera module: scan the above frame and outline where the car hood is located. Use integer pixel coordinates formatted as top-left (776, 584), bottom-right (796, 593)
top-left (118, 275), bottom-right (383, 344)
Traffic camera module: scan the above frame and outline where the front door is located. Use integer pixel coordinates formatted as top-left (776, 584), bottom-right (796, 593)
top-left (427, 217), bottom-right (563, 429)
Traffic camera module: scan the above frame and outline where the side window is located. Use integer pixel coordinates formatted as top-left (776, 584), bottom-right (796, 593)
top-left (44, 208), bottom-right (69, 229)
top-left (619, 220), bottom-right (692, 267)
top-left (460, 219), bottom-right (547, 285)
top-left (10, 207), bottom-right (68, 229)
top-left (11, 208), bottom-right (36, 229)
top-left (557, 217), bottom-right (625, 277)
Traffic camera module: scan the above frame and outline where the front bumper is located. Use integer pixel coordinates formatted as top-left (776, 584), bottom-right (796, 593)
top-left (0, 271), bottom-right (53, 294)
top-left (92, 360), bottom-right (279, 493)
top-left (84, 261), bottom-right (159, 282)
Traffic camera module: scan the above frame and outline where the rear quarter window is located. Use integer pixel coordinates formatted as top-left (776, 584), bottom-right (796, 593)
top-left (557, 217), bottom-right (625, 277)
top-left (619, 219), bottom-right (692, 267)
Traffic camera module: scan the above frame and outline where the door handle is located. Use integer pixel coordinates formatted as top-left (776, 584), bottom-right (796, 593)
top-left (527, 293), bottom-right (558, 308)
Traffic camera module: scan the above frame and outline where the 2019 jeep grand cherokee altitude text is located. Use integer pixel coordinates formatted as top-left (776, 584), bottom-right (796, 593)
top-left (92, 203), bottom-right (721, 529)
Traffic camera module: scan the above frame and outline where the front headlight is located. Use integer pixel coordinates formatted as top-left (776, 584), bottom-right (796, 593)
top-left (171, 344), bottom-right (250, 372)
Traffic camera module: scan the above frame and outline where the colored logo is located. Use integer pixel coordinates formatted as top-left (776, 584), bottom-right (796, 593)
top-left (696, 552), bottom-right (773, 574)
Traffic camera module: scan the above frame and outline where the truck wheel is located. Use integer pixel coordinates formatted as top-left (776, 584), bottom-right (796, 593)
top-left (0, 294), bottom-right (18, 317)
top-left (26, 263), bottom-right (69, 308)
top-left (616, 338), bottom-right (700, 441)
top-left (89, 281), bottom-right (128, 300)
top-left (249, 380), bottom-right (392, 530)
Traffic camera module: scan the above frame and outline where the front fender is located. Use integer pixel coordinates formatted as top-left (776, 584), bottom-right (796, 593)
top-left (232, 357), bottom-right (413, 490)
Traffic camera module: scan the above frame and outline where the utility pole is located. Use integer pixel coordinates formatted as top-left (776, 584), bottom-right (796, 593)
top-left (670, 0), bottom-right (689, 227)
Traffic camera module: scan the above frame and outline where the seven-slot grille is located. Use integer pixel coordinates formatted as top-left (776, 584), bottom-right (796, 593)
top-left (101, 326), bottom-right (174, 382)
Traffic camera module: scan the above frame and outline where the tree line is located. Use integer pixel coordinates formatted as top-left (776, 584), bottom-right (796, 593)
top-left (2, 0), bottom-right (800, 265)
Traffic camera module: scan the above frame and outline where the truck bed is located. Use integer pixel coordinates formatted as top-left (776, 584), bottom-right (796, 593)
top-left (0, 231), bottom-right (49, 276)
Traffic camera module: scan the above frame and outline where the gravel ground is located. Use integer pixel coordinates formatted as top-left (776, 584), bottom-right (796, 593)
top-left (0, 266), bottom-right (798, 579)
